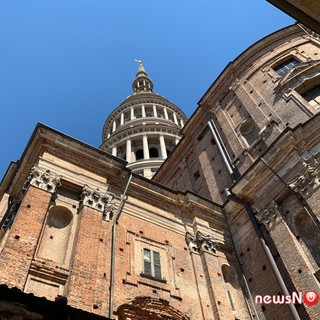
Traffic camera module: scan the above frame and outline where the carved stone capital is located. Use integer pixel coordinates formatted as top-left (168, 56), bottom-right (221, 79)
top-left (256, 200), bottom-right (282, 229)
top-left (185, 232), bottom-right (199, 253)
top-left (185, 231), bottom-right (219, 254)
top-left (81, 185), bottom-right (115, 220)
top-left (22, 165), bottom-right (62, 194)
top-left (289, 160), bottom-right (320, 198)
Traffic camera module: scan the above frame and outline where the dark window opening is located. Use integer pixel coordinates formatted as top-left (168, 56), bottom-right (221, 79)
top-left (135, 149), bottom-right (144, 160)
top-left (149, 148), bottom-right (159, 158)
top-left (302, 85), bottom-right (320, 109)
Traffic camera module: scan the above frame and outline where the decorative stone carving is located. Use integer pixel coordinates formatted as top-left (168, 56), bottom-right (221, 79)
top-left (185, 232), bottom-right (199, 252)
top-left (22, 165), bottom-right (62, 194)
top-left (256, 200), bottom-right (283, 229)
top-left (103, 196), bottom-right (115, 221)
top-left (197, 231), bottom-right (219, 253)
top-left (185, 231), bottom-right (219, 254)
top-left (289, 160), bottom-right (320, 198)
top-left (81, 185), bottom-right (115, 220)
top-left (0, 200), bottom-right (21, 232)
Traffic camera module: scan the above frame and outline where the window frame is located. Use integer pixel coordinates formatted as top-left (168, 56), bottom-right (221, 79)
top-left (272, 57), bottom-right (299, 76)
top-left (141, 248), bottom-right (166, 283)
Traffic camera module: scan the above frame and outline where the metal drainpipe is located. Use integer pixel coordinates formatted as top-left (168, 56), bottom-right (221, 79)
top-left (296, 22), bottom-right (320, 42)
top-left (202, 120), bottom-right (260, 319)
top-left (221, 206), bottom-right (260, 320)
top-left (203, 115), bottom-right (301, 320)
top-left (260, 157), bottom-right (320, 232)
top-left (108, 172), bottom-right (132, 319)
top-left (226, 191), bottom-right (301, 320)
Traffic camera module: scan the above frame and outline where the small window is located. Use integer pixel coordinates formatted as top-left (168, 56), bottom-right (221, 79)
top-left (151, 169), bottom-right (157, 177)
top-left (142, 248), bottom-right (162, 279)
top-left (273, 58), bottom-right (299, 76)
top-left (137, 171), bottom-right (144, 177)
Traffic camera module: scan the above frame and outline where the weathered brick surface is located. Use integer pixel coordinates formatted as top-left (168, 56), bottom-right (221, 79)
top-left (67, 205), bottom-right (106, 312)
top-left (0, 186), bottom-right (51, 289)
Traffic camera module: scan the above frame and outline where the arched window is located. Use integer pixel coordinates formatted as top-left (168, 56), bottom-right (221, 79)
top-left (149, 148), bottom-right (158, 158)
top-left (135, 149), bottom-right (144, 160)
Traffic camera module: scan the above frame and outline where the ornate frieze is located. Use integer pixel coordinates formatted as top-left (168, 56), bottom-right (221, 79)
top-left (22, 165), bottom-right (62, 194)
top-left (256, 200), bottom-right (282, 229)
top-left (185, 231), bottom-right (219, 254)
top-left (289, 160), bottom-right (320, 198)
top-left (80, 185), bottom-right (115, 220)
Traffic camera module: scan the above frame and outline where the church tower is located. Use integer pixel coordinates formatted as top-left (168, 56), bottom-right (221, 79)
top-left (100, 61), bottom-right (187, 178)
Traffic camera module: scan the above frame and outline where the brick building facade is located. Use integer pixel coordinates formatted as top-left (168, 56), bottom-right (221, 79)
top-left (154, 24), bottom-right (320, 319)
top-left (1, 23), bottom-right (320, 320)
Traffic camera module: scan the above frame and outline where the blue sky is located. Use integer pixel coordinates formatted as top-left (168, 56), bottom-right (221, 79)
top-left (0, 1), bottom-right (294, 181)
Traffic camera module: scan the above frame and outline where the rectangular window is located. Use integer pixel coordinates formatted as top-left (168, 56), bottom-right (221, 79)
top-left (273, 57), bottom-right (299, 76)
top-left (142, 248), bottom-right (162, 279)
top-left (302, 85), bottom-right (320, 109)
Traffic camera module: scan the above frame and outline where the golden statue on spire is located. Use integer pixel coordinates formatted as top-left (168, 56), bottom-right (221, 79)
top-left (134, 59), bottom-right (143, 67)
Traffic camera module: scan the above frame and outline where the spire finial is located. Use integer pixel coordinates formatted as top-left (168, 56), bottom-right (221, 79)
top-left (132, 60), bottom-right (153, 93)
top-left (134, 59), bottom-right (143, 67)
top-left (134, 59), bottom-right (146, 74)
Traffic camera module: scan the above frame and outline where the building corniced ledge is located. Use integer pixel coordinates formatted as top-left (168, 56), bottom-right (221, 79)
top-left (22, 165), bottom-right (62, 194)
top-left (185, 231), bottom-right (219, 254)
top-left (80, 184), bottom-right (115, 220)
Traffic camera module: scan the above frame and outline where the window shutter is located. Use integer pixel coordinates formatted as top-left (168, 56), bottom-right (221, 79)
top-left (153, 251), bottom-right (162, 279)
top-left (143, 249), bottom-right (152, 276)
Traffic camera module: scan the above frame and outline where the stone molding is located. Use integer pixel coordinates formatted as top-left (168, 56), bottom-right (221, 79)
top-left (22, 165), bottom-right (62, 194)
top-left (185, 231), bottom-right (219, 254)
top-left (80, 184), bottom-right (115, 220)
top-left (256, 200), bottom-right (283, 229)
top-left (289, 159), bottom-right (320, 198)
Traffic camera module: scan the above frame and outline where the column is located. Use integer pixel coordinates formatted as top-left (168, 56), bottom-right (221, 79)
top-left (112, 146), bottom-right (117, 156)
top-left (120, 113), bottom-right (124, 125)
top-left (142, 135), bottom-right (150, 159)
top-left (180, 119), bottom-right (184, 127)
top-left (130, 107), bottom-right (134, 120)
top-left (126, 139), bottom-right (132, 163)
top-left (107, 132), bottom-right (110, 139)
top-left (163, 107), bottom-right (169, 120)
top-left (175, 137), bottom-right (180, 145)
top-left (159, 134), bottom-right (167, 159)
top-left (153, 105), bottom-right (157, 117)
top-left (112, 121), bottom-right (116, 133)
top-left (142, 105), bottom-right (146, 118)
top-left (173, 112), bottom-right (179, 125)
